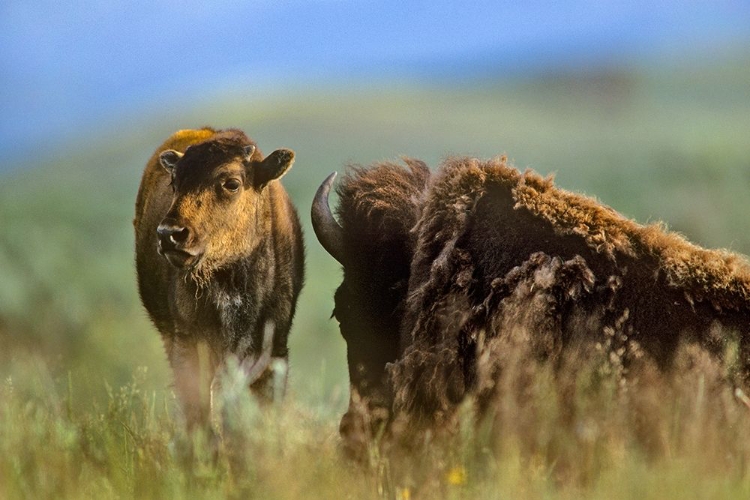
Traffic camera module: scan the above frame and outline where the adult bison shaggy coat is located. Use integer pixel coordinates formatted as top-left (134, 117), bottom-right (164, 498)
top-left (312, 155), bottom-right (750, 454)
top-left (135, 128), bottom-right (304, 428)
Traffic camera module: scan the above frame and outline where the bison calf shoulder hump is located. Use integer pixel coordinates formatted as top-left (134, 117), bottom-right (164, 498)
top-left (134, 127), bottom-right (304, 428)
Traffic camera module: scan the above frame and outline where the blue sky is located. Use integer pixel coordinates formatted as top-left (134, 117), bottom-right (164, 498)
top-left (1, 1), bottom-right (749, 165)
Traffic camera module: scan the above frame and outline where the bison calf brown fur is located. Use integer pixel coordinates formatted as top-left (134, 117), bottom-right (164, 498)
top-left (312, 155), bottom-right (750, 457)
top-left (135, 127), bottom-right (304, 429)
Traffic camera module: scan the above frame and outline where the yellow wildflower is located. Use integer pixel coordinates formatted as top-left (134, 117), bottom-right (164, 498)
top-left (447, 466), bottom-right (467, 486)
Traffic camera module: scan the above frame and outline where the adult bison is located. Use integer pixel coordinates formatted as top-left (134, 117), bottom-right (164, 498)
top-left (312, 155), bottom-right (750, 455)
top-left (135, 127), bottom-right (304, 428)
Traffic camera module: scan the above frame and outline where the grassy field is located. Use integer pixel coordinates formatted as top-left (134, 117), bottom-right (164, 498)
top-left (1, 50), bottom-right (750, 498)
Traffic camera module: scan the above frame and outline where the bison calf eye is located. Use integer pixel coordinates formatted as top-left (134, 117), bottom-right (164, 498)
top-left (222, 179), bottom-right (242, 192)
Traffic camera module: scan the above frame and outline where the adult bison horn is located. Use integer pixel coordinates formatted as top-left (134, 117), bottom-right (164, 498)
top-left (312, 172), bottom-right (344, 264)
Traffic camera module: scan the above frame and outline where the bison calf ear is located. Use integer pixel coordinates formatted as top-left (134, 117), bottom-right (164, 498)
top-left (254, 148), bottom-right (295, 189)
top-left (159, 149), bottom-right (184, 174)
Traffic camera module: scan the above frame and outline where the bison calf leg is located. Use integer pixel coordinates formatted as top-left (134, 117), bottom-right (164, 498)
top-left (166, 338), bottom-right (217, 430)
top-left (241, 321), bottom-right (289, 402)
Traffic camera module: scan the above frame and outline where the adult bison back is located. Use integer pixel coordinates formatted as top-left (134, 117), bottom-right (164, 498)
top-left (134, 127), bottom-right (304, 428)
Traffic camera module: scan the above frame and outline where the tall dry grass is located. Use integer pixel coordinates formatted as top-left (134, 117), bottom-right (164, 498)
top-left (6, 332), bottom-right (747, 499)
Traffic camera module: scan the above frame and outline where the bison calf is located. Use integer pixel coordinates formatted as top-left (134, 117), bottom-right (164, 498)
top-left (135, 127), bottom-right (304, 428)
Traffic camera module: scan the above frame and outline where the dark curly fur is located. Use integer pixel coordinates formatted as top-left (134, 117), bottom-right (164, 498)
top-left (324, 154), bottom-right (750, 456)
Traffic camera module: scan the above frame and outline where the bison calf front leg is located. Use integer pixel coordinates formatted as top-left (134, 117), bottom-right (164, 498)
top-left (166, 338), bottom-right (218, 430)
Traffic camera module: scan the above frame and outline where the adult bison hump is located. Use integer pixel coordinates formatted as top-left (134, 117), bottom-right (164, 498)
top-left (134, 127), bottom-right (304, 429)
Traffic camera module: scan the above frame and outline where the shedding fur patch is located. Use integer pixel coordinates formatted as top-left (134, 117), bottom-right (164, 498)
top-left (430, 156), bottom-right (750, 312)
top-left (387, 154), bottom-right (750, 434)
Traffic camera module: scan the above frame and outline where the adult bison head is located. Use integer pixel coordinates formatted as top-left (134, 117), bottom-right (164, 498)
top-left (157, 135), bottom-right (295, 272)
top-left (312, 161), bottom-right (430, 452)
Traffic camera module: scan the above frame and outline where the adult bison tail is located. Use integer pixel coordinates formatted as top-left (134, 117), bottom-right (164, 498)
top-left (312, 172), bottom-right (344, 263)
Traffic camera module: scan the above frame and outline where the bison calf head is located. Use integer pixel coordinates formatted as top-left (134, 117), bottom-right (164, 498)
top-left (157, 133), bottom-right (295, 272)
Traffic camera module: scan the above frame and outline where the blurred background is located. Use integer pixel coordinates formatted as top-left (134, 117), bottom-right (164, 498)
top-left (1, 0), bottom-right (749, 413)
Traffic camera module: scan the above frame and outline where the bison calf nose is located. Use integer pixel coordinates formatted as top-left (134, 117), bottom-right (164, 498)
top-left (157, 222), bottom-right (190, 249)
